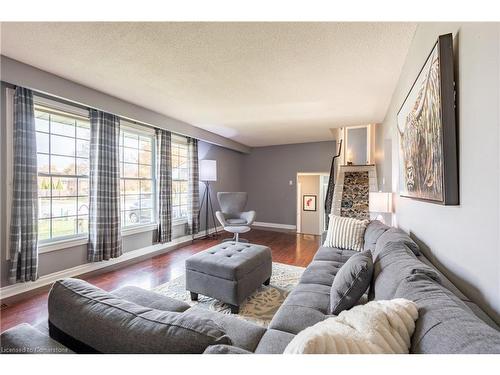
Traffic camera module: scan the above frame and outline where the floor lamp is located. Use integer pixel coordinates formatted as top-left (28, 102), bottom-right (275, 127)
top-left (197, 160), bottom-right (219, 239)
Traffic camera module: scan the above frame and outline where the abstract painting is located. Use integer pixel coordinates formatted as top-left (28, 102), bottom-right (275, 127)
top-left (397, 33), bottom-right (458, 205)
top-left (303, 195), bottom-right (317, 211)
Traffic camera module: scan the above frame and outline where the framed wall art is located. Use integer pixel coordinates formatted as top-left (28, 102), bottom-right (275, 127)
top-left (303, 195), bottom-right (317, 211)
top-left (397, 33), bottom-right (459, 205)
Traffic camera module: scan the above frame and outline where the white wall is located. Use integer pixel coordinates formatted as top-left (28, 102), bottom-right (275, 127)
top-left (298, 175), bottom-right (321, 235)
top-left (346, 127), bottom-right (367, 165)
top-left (379, 23), bottom-right (500, 324)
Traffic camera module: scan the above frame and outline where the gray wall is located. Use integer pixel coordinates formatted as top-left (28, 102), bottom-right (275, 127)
top-left (242, 141), bottom-right (336, 226)
top-left (347, 127), bottom-right (367, 165)
top-left (197, 141), bottom-right (245, 232)
top-left (378, 23), bottom-right (500, 324)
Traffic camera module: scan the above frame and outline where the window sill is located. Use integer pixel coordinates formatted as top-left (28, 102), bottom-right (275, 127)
top-left (121, 223), bottom-right (158, 236)
top-left (172, 218), bottom-right (188, 227)
top-left (39, 236), bottom-right (88, 253)
top-left (38, 224), bottom-right (158, 254)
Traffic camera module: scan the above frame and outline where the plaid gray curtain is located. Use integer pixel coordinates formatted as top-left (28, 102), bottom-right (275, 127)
top-left (9, 87), bottom-right (39, 283)
top-left (187, 137), bottom-right (200, 236)
top-left (156, 129), bottom-right (172, 243)
top-left (87, 109), bottom-right (122, 262)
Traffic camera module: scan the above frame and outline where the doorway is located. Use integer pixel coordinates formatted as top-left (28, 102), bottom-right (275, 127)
top-left (296, 172), bottom-right (329, 235)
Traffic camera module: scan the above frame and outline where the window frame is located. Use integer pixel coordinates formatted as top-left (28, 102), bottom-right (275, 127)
top-left (119, 120), bottom-right (157, 230)
top-left (34, 101), bottom-right (91, 246)
top-left (171, 134), bottom-right (190, 226)
top-left (4, 92), bottom-right (162, 256)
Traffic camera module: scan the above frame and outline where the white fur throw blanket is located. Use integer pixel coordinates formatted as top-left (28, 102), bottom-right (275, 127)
top-left (284, 298), bottom-right (418, 354)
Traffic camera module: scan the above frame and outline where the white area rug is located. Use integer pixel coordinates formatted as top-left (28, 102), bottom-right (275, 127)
top-left (153, 262), bottom-right (305, 327)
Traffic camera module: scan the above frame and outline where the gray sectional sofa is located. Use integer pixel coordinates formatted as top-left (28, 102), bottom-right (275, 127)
top-left (2, 220), bottom-right (500, 354)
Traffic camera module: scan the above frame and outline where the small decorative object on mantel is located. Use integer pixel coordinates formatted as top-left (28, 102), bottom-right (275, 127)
top-left (397, 33), bottom-right (459, 205)
top-left (303, 195), bottom-right (317, 212)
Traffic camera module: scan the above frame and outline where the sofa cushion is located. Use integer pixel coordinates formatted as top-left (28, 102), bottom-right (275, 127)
top-left (268, 283), bottom-right (330, 334)
top-left (268, 304), bottom-right (327, 335)
top-left (299, 260), bottom-right (344, 286)
top-left (370, 242), bottom-right (440, 301)
top-left (226, 218), bottom-right (247, 225)
top-left (395, 273), bottom-right (500, 354)
top-left (374, 227), bottom-right (420, 256)
top-left (419, 255), bottom-right (499, 329)
top-left (182, 306), bottom-right (266, 352)
top-left (329, 250), bottom-right (373, 315)
top-left (254, 329), bottom-right (296, 354)
top-left (185, 242), bottom-right (271, 280)
top-left (313, 246), bottom-right (357, 263)
top-left (0, 323), bottom-right (72, 354)
top-left (363, 220), bottom-right (390, 251)
top-left (48, 278), bottom-right (231, 353)
top-left (111, 285), bottom-right (191, 312)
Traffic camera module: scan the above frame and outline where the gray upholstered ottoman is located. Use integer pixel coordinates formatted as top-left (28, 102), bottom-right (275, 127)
top-left (185, 242), bottom-right (272, 313)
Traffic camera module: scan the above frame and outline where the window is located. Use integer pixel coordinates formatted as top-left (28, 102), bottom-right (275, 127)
top-left (35, 106), bottom-right (90, 242)
top-left (120, 125), bottom-right (155, 227)
top-left (171, 136), bottom-right (189, 222)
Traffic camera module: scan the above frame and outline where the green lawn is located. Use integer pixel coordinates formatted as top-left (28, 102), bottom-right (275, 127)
top-left (38, 218), bottom-right (87, 241)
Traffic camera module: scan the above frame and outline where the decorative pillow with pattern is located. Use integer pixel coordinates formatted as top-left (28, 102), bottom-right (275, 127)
top-left (323, 215), bottom-right (369, 251)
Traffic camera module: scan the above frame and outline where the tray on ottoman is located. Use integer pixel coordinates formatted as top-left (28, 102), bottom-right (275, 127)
top-left (185, 242), bottom-right (272, 313)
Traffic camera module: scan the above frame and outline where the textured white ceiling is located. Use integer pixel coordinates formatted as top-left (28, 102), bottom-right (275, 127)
top-left (0, 22), bottom-right (416, 147)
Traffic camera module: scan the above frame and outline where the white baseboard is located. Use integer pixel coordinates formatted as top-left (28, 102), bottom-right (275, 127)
top-left (253, 221), bottom-right (296, 231)
top-left (0, 226), bottom-right (223, 300)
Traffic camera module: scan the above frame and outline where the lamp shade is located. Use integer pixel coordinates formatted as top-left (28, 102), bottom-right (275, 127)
top-left (200, 160), bottom-right (217, 181)
top-left (369, 192), bottom-right (392, 213)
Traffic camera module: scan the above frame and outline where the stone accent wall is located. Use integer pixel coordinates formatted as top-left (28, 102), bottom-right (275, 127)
top-left (331, 165), bottom-right (377, 219)
top-left (341, 171), bottom-right (369, 219)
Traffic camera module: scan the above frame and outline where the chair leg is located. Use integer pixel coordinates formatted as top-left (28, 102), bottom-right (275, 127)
top-left (222, 233), bottom-right (237, 243)
top-left (235, 233), bottom-right (240, 242)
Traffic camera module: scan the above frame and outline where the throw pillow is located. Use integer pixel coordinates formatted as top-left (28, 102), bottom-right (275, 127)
top-left (284, 298), bottom-right (418, 354)
top-left (330, 250), bottom-right (373, 315)
top-left (323, 214), bottom-right (369, 251)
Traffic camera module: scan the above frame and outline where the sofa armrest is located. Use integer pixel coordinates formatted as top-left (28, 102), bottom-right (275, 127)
top-left (204, 344), bottom-right (253, 354)
top-left (215, 211), bottom-right (227, 226)
top-left (240, 210), bottom-right (256, 225)
top-left (48, 278), bottom-right (231, 353)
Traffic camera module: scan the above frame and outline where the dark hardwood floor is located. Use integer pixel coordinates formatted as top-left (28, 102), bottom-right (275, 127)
top-left (0, 229), bottom-right (321, 332)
